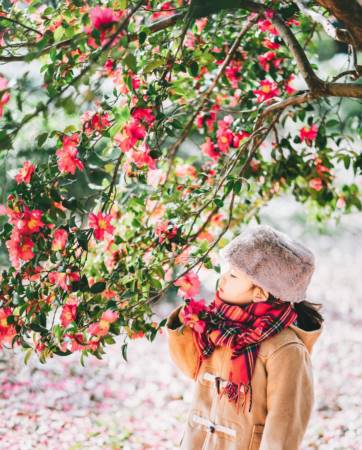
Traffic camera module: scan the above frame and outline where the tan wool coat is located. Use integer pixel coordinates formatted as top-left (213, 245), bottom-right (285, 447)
top-left (166, 304), bottom-right (323, 450)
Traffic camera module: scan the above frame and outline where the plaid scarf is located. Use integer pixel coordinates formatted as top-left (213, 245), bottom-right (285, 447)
top-left (191, 290), bottom-right (298, 414)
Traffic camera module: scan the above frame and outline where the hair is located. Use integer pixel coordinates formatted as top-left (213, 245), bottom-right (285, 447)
top-left (267, 293), bottom-right (324, 331)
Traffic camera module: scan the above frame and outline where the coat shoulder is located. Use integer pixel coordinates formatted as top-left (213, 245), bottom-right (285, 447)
top-left (258, 327), bottom-right (304, 359)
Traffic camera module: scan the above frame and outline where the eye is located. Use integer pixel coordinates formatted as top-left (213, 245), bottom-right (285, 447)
top-left (230, 274), bottom-right (237, 278)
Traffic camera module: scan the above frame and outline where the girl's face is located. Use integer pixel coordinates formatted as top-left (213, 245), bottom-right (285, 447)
top-left (218, 263), bottom-right (268, 305)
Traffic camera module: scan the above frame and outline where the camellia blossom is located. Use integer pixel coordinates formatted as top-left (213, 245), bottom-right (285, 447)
top-left (88, 211), bottom-right (115, 240)
top-left (147, 168), bottom-right (166, 187)
top-left (56, 134), bottom-right (84, 175)
top-left (0, 307), bottom-right (17, 349)
top-left (80, 110), bottom-right (111, 136)
top-left (174, 271), bottom-right (201, 299)
top-left (0, 75), bottom-right (10, 118)
top-left (299, 124), bottom-right (318, 144)
top-left (14, 161), bottom-right (36, 184)
top-left (154, 220), bottom-right (179, 244)
top-left (179, 298), bottom-right (209, 333)
top-left (253, 79), bottom-right (280, 103)
top-left (5, 228), bottom-right (35, 269)
top-left (48, 271), bottom-right (80, 292)
top-left (201, 137), bottom-right (220, 161)
top-left (51, 228), bottom-right (68, 251)
top-left (88, 309), bottom-right (119, 337)
top-left (60, 303), bottom-right (77, 328)
top-left (309, 177), bottom-right (323, 191)
top-left (89, 6), bottom-right (123, 30)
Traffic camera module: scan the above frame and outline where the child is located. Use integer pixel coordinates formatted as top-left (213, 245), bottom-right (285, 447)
top-left (166, 224), bottom-right (324, 450)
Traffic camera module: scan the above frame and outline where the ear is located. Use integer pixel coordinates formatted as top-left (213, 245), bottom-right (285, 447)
top-left (252, 286), bottom-right (269, 303)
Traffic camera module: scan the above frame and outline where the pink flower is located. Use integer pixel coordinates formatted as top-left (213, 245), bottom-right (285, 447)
top-left (0, 307), bottom-right (17, 349)
top-left (60, 304), bottom-right (77, 327)
top-left (132, 107), bottom-right (155, 125)
top-left (299, 124), bottom-right (318, 144)
top-left (253, 80), bottom-right (280, 103)
top-left (56, 148), bottom-right (84, 174)
top-left (14, 161), bottom-right (36, 184)
top-left (262, 39), bottom-right (280, 50)
top-left (128, 144), bottom-right (157, 170)
top-left (154, 220), bottom-right (179, 244)
top-left (285, 74), bottom-right (297, 95)
top-left (88, 310), bottom-right (118, 337)
top-left (336, 197), bottom-right (346, 208)
top-left (115, 119), bottom-right (146, 153)
top-left (0, 75), bottom-right (10, 118)
top-left (81, 111), bottom-right (111, 136)
top-left (89, 211), bottom-right (115, 240)
top-left (147, 168), bottom-right (166, 187)
top-left (89, 6), bottom-right (122, 30)
top-left (5, 229), bottom-right (35, 269)
top-left (309, 178), bottom-right (323, 191)
top-left (101, 309), bottom-right (119, 323)
top-left (258, 18), bottom-right (279, 36)
top-left (14, 207), bottom-right (45, 234)
top-left (174, 271), bottom-right (201, 299)
top-left (51, 229), bottom-right (68, 251)
top-left (48, 271), bottom-right (80, 292)
top-left (180, 299), bottom-right (209, 333)
top-left (201, 137), bottom-right (220, 161)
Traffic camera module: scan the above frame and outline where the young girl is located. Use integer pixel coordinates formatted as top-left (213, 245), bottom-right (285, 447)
top-left (166, 224), bottom-right (324, 450)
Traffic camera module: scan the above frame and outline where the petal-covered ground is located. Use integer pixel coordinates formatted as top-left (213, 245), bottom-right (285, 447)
top-left (1, 200), bottom-right (361, 450)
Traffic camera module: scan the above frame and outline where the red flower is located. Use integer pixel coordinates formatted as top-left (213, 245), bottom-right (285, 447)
top-left (128, 144), bottom-right (157, 170)
top-left (262, 39), bottom-right (280, 50)
top-left (48, 271), bottom-right (80, 292)
top-left (51, 228), bottom-right (68, 251)
top-left (89, 6), bottom-right (123, 30)
top-left (253, 80), bottom-right (280, 103)
top-left (309, 178), bottom-right (323, 191)
top-left (257, 18), bottom-right (279, 36)
top-left (0, 75), bottom-right (10, 118)
top-left (60, 304), bottom-right (77, 328)
top-left (19, 208), bottom-right (45, 234)
top-left (115, 119), bottom-right (147, 153)
top-left (299, 124), bottom-right (318, 144)
top-left (174, 271), bottom-right (201, 299)
top-left (56, 134), bottom-right (84, 175)
top-left (88, 211), bottom-right (115, 240)
top-left (5, 229), bottom-right (35, 269)
top-left (0, 307), bottom-right (17, 349)
top-left (179, 298), bottom-right (209, 333)
top-left (81, 111), bottom-right (111, 136)
top-left (201, 137), bottom-right (220, 161)
top-left (132, 107), bottom-right (155, 125)
top-left (88, 310), bottom-right (118, 337)
top-left (15, 161), bottom-right (36, 184)
top-left (258, 51), bottom-right (283, 72)
top-left (285, 74), bottom-right (297, 95)
top-left (154, 220), bottom-right (179, 244)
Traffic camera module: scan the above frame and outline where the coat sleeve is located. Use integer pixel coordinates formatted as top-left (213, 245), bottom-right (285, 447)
top-left (165, 305), bottom-right (200, 380)
top-left (259, 342), bottom-right (314, 450)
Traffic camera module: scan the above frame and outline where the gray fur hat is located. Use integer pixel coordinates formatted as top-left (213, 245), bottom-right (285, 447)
top-left (219, 224), bottom-right (315, 303)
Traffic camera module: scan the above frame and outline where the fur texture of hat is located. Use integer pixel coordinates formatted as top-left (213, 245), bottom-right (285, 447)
top-left (219, 224), bottom-right (315, 303)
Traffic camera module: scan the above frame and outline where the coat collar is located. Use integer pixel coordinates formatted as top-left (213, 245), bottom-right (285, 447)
top-left (289, 322), bottom-right (324, 354)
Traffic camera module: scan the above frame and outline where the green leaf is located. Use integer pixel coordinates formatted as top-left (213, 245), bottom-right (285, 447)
top-left (53, 26), bottom-right (65, 42)
top-left (24, 348), bottom-right (33, 365)
top-left (121, 343), bottom-right (128, 362)
top-left (124, 53), bottom-right (137, 72)
top-left (143, 58), bottom-right (165, 73)
top-left (110, 105), bottom-right (130, 138)
top-left (90, 281), bottom-right (106, 294)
